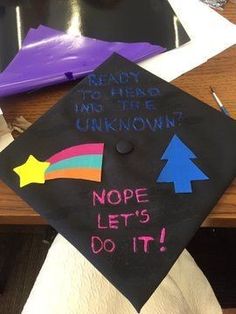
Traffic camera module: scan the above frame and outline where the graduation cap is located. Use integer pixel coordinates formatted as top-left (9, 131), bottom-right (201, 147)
top-left (0, 54), bottom-right (235, 312)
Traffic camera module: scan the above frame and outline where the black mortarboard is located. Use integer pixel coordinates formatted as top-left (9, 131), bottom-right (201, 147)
top-left (0, 54), bottom-right (235, 312)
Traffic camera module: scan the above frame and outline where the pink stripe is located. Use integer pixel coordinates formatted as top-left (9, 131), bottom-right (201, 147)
top-left (47, 143), bottom-right (104, 164)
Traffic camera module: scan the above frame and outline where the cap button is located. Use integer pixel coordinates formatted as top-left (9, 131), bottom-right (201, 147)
top-left (116, 140), bottom-right (134, 155)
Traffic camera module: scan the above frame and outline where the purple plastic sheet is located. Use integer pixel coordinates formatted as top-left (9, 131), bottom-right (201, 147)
top-left (0, 26), bottom-right (166, 97)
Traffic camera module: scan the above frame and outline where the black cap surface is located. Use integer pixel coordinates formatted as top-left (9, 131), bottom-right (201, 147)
top-left (0, 54), bottom-right (235, 312)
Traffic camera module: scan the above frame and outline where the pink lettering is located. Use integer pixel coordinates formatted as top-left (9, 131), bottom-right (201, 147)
top-left (136, 188), bottom-right (149, 203)
top-left (133, 237), bottom-right (137, 253)
top-left (104, 239), bottom-right (116, 253)
top-left (139, 209), bottom-right (150, 224)
top-left (97, 213), bottom-right (107, 229)
top-left (91, 236), bottom-right (103, 254)
top-left (120, 213), bottom-right (135, 227)
top-left (96, 210), bottom-right (150, 230)
top-left (93, 189), bottom-right (106, 206)
top-left (91, 236), bottom-right (116, 254)
top-left (160, 227), bottom-right (166, 243)
top-left (123, 189), bottom-right (134, 204)
top-left (92, 188), bottom-right (149, 206)
top-left (138, 236), bottom-right (154, 253)
top-left (107, 190), bottom-right (122, 205)
top-left (108, 214), bottom-right (119, 229)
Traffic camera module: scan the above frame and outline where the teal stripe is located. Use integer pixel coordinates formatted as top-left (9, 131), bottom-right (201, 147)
top-left (46, 155), bottom-right (103, 173)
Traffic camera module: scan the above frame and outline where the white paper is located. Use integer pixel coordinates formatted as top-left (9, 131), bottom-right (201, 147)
top-left (0, 111), bottom-right (14, 152)
top-left (139, 0), bottom-right (236, 82)
top-left (0, 132), bottom-right (14, 151)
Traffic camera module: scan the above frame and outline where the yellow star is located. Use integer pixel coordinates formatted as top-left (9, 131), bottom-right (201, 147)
top-left (13, 155), bottom-right (50, 188)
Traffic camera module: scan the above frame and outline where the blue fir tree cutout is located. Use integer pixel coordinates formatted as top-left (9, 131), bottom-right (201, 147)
top-left (157, 135), bottom-right (209, 193)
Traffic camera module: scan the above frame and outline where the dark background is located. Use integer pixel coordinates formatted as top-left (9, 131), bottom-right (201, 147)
top-left (0, 0), bottom-right (190, 71)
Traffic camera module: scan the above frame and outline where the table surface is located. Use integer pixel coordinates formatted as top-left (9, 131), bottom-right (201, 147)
top-left (0, 4), bottom-right (235, 227)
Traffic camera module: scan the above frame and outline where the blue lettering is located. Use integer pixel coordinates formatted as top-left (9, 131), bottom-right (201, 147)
top-left (76, 118), bottom-right (88, 132)
top-left (132, 117), bottom-right (145, 131)
top-left (145, 100), bottom-right (156, 111)
top-left (111, 88), bottom-right (123, 97)
top-left (119, 118), bottom-right (131, 131)
top-left (75, 104), bottom-right (80, 113)
top-left (148, 88), bottom-right (161, 97)
top-left (125, 88), bottom-right (135, 97)
top-left (108, 74), bottom-right (120, 85)
top-left (89, 118), bottom-right (103, 132)
top-left (117, 100), bottom-right (140, 111)
top-left (111, 87), bottom-right (160, 98)
top-left (129, 71), bottom-right (141, 83)
top-left (99, 74), bottom-right (108, 85)
top-left (80, 104), bottom-right (90, 113)
top-left (93, 104), bottom-right (103, 113)
top-left (91, 91), bottom-right (101, 100)
top-left (77, 90), bottom-right (88, 100)
top-left (87, 74), bottom-right (99, 86)
top-left (166, 115), bottom-right (175, 128)
top-left (118, 72), bottom-right (129, 84)
top-left (75, 114), bottom-right (180, 133)
top-left (117, 100), bottom-right (129, 110)
top-left (77, 90), bottom-right (101, 100)
top-left (75, 103), bottom-right (103, 113)
top-left (174, 111), bottom-right (183, 122)
top-left (145, 118), bottom-right (156, 132)
top-left (130, 101), bottom-right (140, 110)
top-left (136, 88), bottom-right (146, 97)
top-left (104, 118), bottom-right (118, 132)
top-left (88, 72), bottom-right (141, 86)
top-left (153, 117), bottom-right (164, 130)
